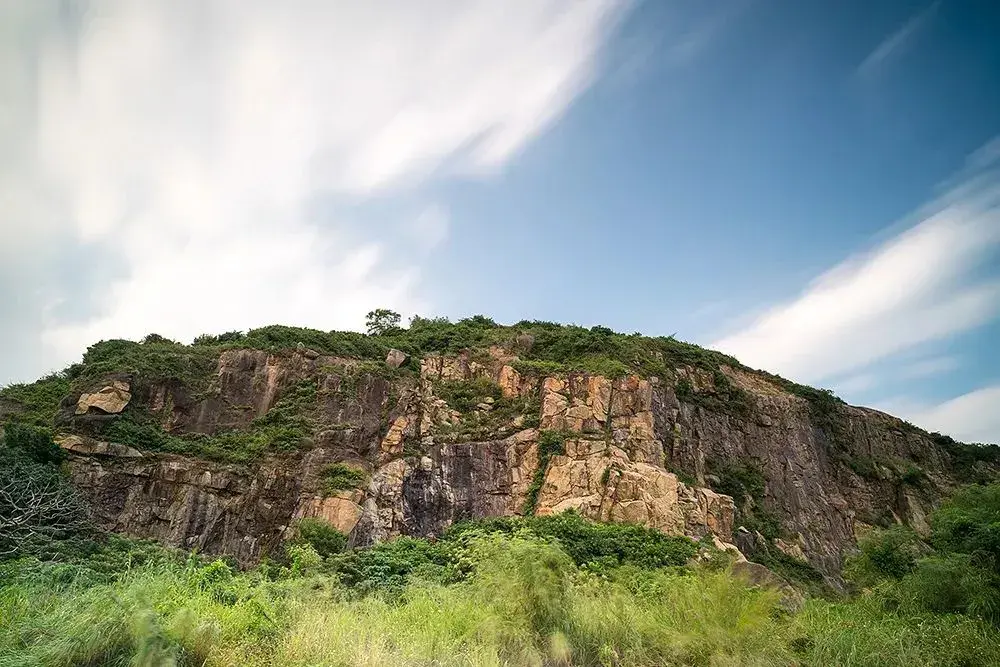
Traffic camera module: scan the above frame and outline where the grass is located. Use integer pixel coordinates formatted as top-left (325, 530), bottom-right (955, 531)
top-left (3, 530), bottom-right (999, 667)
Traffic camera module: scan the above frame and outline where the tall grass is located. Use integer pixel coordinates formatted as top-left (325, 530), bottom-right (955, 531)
top-left (2, 534), bottom-right (999, 666)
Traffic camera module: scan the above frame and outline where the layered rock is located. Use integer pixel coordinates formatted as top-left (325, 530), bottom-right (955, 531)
top-left (48, 347), bottom-right (989, 579)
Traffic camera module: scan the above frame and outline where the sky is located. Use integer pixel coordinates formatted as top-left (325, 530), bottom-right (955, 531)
top-left (1, 0), bottom-right (998, 443)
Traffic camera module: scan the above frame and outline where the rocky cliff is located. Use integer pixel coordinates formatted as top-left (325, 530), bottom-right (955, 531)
top-left (4, 320), bottom-right (996, 583)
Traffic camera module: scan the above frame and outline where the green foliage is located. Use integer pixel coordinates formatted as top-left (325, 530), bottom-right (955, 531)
top-left (755, 548), bottom-right (826, 593)
top-left (0, 422), bottom-right (64, 465)
top-left (295, 518), bottom-right (348, 558)
top-left (0, 433), bottom-right (87, 558)
top-left (365, 308), bottom-right (402, 336)
top-left (234, 325), bottom-right (386, 359)
top-left (674, 371), bottom-right (756, 418)
top-left (192, 330), bottom-right (246, 345)
top-left (843, 482), bottom-right (1000, 626)
top-left (6, 529), bottom-right (1000, 666)
top-left (0, 372), bottom-right (72, 427)
top-left (933, 432), bottom-right (1000, 482)
top-left (434, 377), bottom-right (503, 413)
top-left (900, 553), bottom-right (1000, 622)
top-left (930, 483), bottom-right (1000, 573)
top-left (326, 537), bottom-right (457, 597)
top-left (710, 461), bottom-right (765, 509)
top-left (96, 380), bottom-right (318, 464)
top-left (522, 430), bottom-right (572, 515)
top-left (846, 525), bottom-right (925, 586)
top-left (79, 338), bottom-right (218, 388)
top-left (446, 511), bottom-right (700, 572)
top-left (320, 463), bottom-right (368, 494)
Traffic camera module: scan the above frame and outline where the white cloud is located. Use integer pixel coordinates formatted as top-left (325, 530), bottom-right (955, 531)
top-left (0, 1), bottom-right (628, 379)
top-left (830, 373), bottom-right (878, 395)
top-left (410, 206), bottom-right (451, 253)
top-left (879, 386), bottom-right (1000, 445)
top-left (710, 173), bottom-right (1000, 384)
top-left (857, 1), bottom-right (939, 79)
top-left (899, 355), bottom-right (960, 380)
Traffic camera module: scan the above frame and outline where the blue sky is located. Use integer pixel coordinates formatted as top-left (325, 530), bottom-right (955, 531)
top-left (1, 1), bottom-right (998, 442)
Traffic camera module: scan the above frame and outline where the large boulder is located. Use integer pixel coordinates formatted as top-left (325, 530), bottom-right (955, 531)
top-left (385, 348), bottom-right (408, 369)
top-left (75, 381), bottom-right (131, 415)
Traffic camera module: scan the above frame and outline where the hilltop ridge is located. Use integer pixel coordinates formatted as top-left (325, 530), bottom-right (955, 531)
top-left (2, 314), bottom-right (998, 586)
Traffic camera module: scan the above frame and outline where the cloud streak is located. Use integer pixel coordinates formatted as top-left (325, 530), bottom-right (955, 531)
top-left (711, 166), bottom-right (1000, 385)
top-left (0, 1), bottom-right (629, 382)
top-left (857, 1), bottom-right (939, 79)
top-left (880, 385), bottom-right (1000, 445)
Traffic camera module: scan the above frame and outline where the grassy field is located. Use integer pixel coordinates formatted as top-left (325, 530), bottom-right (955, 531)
top-left (2, 529), bottom-right (998, 667)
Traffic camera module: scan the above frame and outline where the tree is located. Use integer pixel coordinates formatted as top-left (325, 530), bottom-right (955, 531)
top-left (0, 454), bottom-right (87, 556)
top-left (365, 309), bottom-right (402, 336)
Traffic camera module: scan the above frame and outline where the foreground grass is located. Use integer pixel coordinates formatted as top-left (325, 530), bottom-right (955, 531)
top-left (2, 535), bottom-right (999, 667)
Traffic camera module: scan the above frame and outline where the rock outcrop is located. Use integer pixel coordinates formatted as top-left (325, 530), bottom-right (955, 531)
top-left (36, 344), bottom-right (992, 582)
top-left (75, 380), bottom-right (131, 415)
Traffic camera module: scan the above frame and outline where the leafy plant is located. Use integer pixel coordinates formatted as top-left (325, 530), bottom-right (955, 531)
top-left (522, 430), bottom-right (572, 515)
top-left (321, 463), bottom-right (368, 494)
top-left (296, 518), bottom-right (348, 558)
top-left (365, 309), bottom-right (402, 336)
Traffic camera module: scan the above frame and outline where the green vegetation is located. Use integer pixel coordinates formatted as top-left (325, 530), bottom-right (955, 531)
top-left (0, 373), bottom-right (72, 427)
top-left (708, 460), bottom-right (784, 540)
top-left (294, 518), bottom-right (348, 558)
top-left (320, 463), bottom-right (368, 495)
top-left (86, 379), bottom-right (319, 464)
top-left (434, 376), bottom-right (542, 442)
top-left (365, 308), bottom-right (402, 336)
top-left (932, 432), bottom-right (1000, 482)
top-left (674, 370), bottom-right (757, 418)
top-left (522, 430), bottom-right (572, 515)
top-left (5, 506), bottom-right (1000, 666)
top-left (0, 423), bottom-right (90, 559)
top-left (845, 482), bottom-right (1000, 626)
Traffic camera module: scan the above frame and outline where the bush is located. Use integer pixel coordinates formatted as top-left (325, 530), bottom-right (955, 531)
top-left (1, 422), bottom-right (64, 465)
top-left (320, 463), bottom-right (368, 495)
top-left (522, 430), bottom-right (571, 515)
top-left (900, 554), bottom-right (1000, 622)
top-left (295, 518), bottom-right (347, 558)
top-left (446, 511), bottom-right (699, 571)
top-left (846, 525), bottom-right (925, 586)
top-left (930, 483), bottom-right (1000, 570)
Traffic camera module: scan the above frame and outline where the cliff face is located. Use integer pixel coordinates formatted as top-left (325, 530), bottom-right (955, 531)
top-left (41, 342), bottom-right (992, 579)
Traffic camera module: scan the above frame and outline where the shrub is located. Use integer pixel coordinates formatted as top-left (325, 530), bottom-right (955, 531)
top-left (710, 461), bottom-right (765, 509)
top-left (522, 430), bottom-right (571, 515)
top-left (846, 525), bottom-right (925, 586)
top-left (365, 309), bottom-right (402, 336)
top-left (295, 518), bottom-right (348, 558)
top-left (320, 463), bottom-right (368, 495)
top-left (930, 483), bottom-right (1000, 570)
top-left (445, 511), bottom-right (699, 571)
top-left (900, 554), bottom-right (1000, 622)
top-left (1, 422), bottom-right (64, 465)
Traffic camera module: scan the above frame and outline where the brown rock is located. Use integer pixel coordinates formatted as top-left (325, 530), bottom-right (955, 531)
top-left (57, 434), bottom-right (143, 458)
top-left (75, 380), bottom-right (131, 415)
top-left (385, 349), bottom-right (408, 369)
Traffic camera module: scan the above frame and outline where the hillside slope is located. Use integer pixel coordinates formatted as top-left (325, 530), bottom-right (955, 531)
top-left (3, 316), bottom-right (997, 582)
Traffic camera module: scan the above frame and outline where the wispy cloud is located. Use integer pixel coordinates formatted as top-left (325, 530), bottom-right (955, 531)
top-left (857, 1), bottom-right (940, 79)
top-left (0, 1), bottom-right (629, 382)
top-left (899, 355), bottom-right (960, 380)
top-left (711, 170), bottom-right (1000, 384)
top-left (880, 386), bottom-right (1000, 444)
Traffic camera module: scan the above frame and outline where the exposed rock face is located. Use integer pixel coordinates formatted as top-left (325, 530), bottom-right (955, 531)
top-left (385, 349), bottom-right (408, 369)
top-left (52, 348), bottom-right (990, 580)
top-left (75, 380), bottom-right (131, 415)
top-left (535, 437), bottom-right (734, 539)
